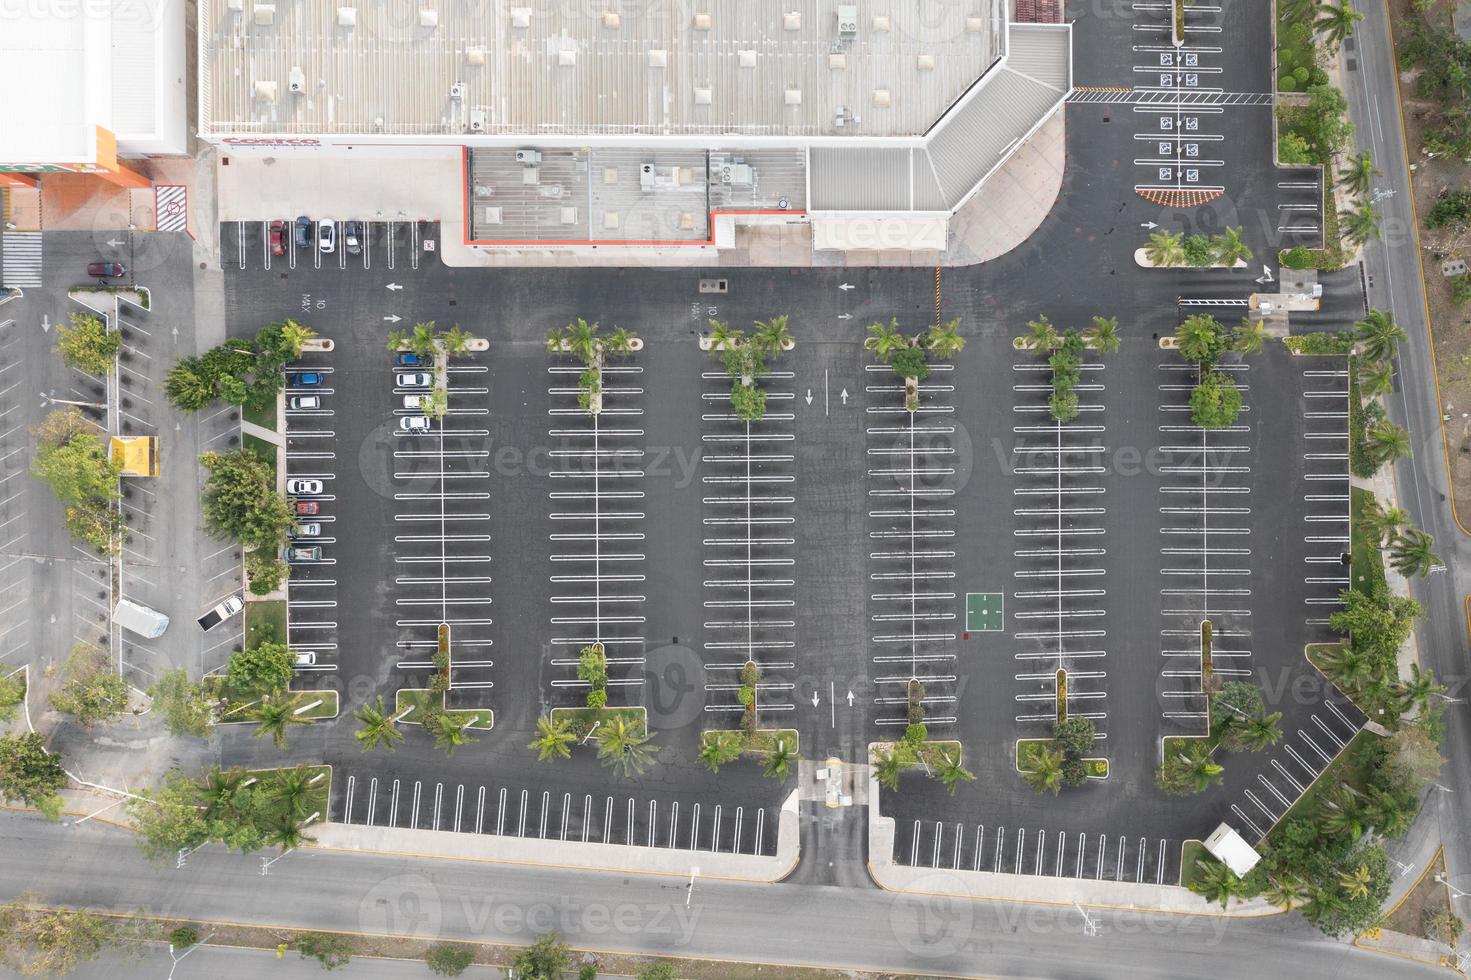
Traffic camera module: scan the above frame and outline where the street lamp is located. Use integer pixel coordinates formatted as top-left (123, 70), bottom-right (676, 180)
top-left (686, 866), bottom-right (700, 909)
top-left (1435, 874), bottom-right (1471, 901)
top-left (166, 929), bottom-right (215, 980)
top-left (62, 796), bottom-right (127, 827)
top-left (1073, 902), bottom-right (1099, 937)
top-left (39, 392), bottom-right (107, 411)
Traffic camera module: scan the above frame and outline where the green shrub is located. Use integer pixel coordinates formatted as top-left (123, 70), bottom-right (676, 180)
top-left (1280, 74), bottom-right (1297, 92)
top-left (1190, 372), bottom-right (1243, 429)
top-left (1426, 190), bottom-right (1471, 229)
top-left (891, 347), bottom-right (930, 381)
top-left (737, 685), bottom-right (755, 707)
top-left (1293, 66), bottom-right (1309, 84)
top-left (585, 688), bottom-right (607, 709)
top-left (425, 943), bottom-right (475, 976)
top-left (1053, 717), bottom-right (1096, 759)
top-left (729, 381), bottom-right (766, 422)
top-left (1284, 331), bottom-right (1354, 355)
top-left (1282, 246), bottom-right (1315, 270)
top-left (739, 661), bottom-right (761, 687)
top-left (1183, 234), bottom-right (1215, 266)
top-left (1451, 274), bottom-right (1471, 305)
top-left (169, 926), bottom-right (199, 949)
top-left (1061, 757), bottom-right (1089, 786)
top-left (295, 932), bottom-right (352, 971)
top-left (904, 722), bottom-right (928, 745)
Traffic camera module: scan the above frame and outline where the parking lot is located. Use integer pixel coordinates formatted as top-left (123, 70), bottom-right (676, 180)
top-left (895, 817), bottom-right (1181, 885)
top-left (701, 366), bottom-right (798, 720)
top-left (283, 354), bottom-right (340, 673)
top-left (545, 356), bottom-right (646, 707)
top-left (866, 362), bottom-right (958, 731)
top-left (223, 219), bottom-right (435, 273)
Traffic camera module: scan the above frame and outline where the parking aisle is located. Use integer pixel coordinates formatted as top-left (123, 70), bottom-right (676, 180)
top-left (226, 219), bottom-right (429, 273)
top-left (1299, 364), bottom-right (1351, 626)
top-left (334, 771), bottom-right (777, 855)
top-left (1154, 360), bottom-right (1254, 736)
top-left (1008, 355), bottom-right (1109, 741)
top-left (894, 817), bottom-right (1181, 885)
top-left (283, 355), bottom-right (339, 671)
top-left (390, 359), bottom-right (495, 693)
top-left (545, 359), bottom-right (646, 705)
top-left (866, 363), bottom-right (958, 730)
top-left (700, 369), bottom-right (797, 721)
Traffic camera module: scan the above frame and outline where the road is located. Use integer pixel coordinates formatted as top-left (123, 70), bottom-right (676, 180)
top-left (0, 813), bottom-right (1443, 980)
top-left (1342, 0), bottom-right (1471, 911)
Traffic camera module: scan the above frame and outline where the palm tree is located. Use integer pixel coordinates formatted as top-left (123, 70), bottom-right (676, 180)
top-left (752, 315), bottom-right (793, 355)
top-left (1355, 310), bottom-right (1406, 362)
top-left (1342, 202), bottom-right (1382, 245)
top-left (1389, 527), bottom-right (1440, 577)
top-left (1175, 741), bottom-right (1225, 792)
top-left (1361, 501), bottom-right (1410, 547)
top-left (1363, 787), bottom-right (1414, 838)
top-left (1394, 663), bottom-right (1445, 713)
top-left (1340, 150), bottom-right (1378, 197)
top-left (1025, 316), bottom-right (1060, 351)
top-left (1314, 0), bottom-right (1364, 50)
top-left (933, 746), bottom-right (976, 795)
top-left (698, 730), bottom-right (744, 773)
top-left (1319, 643), bottom-right (1373, 688)
top-left (1356, 358), bottom-right (1394, 399)
top-left (707, 319), bottom-right (744, 352)
top-left (925, 318), bottom-right (966, 359)
top-left (268, 764), bottom-right (314, 820)
top-left (252, 697), bottom-right (306, 748)
top-left (353, 696), bottom-right (404, 752)
top-left (1306, 885), bottom-right (1348, 918)
top-left (1265, 875), bottom-right (1311, 911)
top-left (1320, 784), bottom-right (1368, 839)
top-left (264, 811), bottom-right (316, 852)
top-left (864, 319), bottom-right (908, 362)
top-left (563, 318), bottom-right (600, 366)
top-left (1176, 314), bottom-right (1225, 365)
top-left (278, 320), bottom-right (316, 358)
top-left (1145, 230), bottom-right (1185, 267)
top-left (385, 329), bottom-right (409, 353)
top-left (409, 322), bottom-right (439, 358)
top-left (1212, 226), bottom-right (1253, 266)
top-left (528, 716), bottom-right (575, 761)
top-left (1337, 862), bottom-right (1374, 899)
top-left (1190, 859), bottom-right (1249, 909)
top-left (199, 766), bottom-right (245, 819)
top-left (1232, 318), bottom-right (1265, 355)
top-left (430, 712), bottom-right (478, 756)
top-left (1362, 419), bottom-right (1411, 467)
top-left (1022, 743), bottom-right (1066, 796)
top-left (603, 326), bottom-right (637, 356)
top-left (1238, 711), bottom-right (1284, 751)
top-left (439, 324), bottom-right (471, 357)
top-left (873, 748), bottom-right (908, 792)
top-left (763, 737), bottom-right (795, 781)
top-left (1084, 315), bottom-right (1120, 354)
top-left (596, 715), bottom-right (657, 777)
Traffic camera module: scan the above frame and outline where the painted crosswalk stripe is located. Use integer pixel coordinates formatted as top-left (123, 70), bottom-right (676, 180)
top-left (1, 232), bottom-right (42, 288)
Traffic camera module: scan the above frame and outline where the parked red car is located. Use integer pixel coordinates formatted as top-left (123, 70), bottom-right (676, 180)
top-left (86, 262), bottom-right (126, 277)
top-left (268, 220), bottom-right (287, 256)
top-left (294, 501), bottom-right (320, 515)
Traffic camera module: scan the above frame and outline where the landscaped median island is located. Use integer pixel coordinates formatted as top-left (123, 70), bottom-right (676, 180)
top-left (701, 316), bottom-right (795, 421)
top-left (1015, 717), bottom-right (1108, 795)
top-left (1009, 315), bottom-right (1119, 421)
top-left (384, 624), bottom-right (493, 756)
top-left (545, 317), bottom-right (641, 416)
top-left (210, 636), bottom-right (339, 746)
top-left (1164, 313), bottom-right (1264, 429)
top-left (871, 724), bottom-right (975, 797)
top-left (1135, 226), bottom-right (1253, 269)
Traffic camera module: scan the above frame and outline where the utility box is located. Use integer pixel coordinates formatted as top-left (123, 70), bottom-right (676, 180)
top-left (110, 436), bottom-right (158, 477)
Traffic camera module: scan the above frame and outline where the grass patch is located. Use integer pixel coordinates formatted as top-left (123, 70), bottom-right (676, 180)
top-left (1015, 737), bottom-right (1050, 772)
top-left (241, 432), bottom-right (277, 483)
top-left (289, 689), bottom-right (339, 720)
top-left (394, 688), bottom-right (493, 730)
top-left (1274, 727), bottom-right (1376, 830)
top-left (1350, 487), bottom-right (1388, 597)
top-left (1179, 840), bottom-right (1210, 889)
top-left (702, 728), bottom-right (798, 757)
top-left (1085, 758), bottom-right (1109, 778)
top-left (549, 704), bottom-right (645, 739)
top-left (243, 397), bottom-right (278, 432)
top-left (244, 598), bottom-right (286, 647)
top-left (248, 763), bottom-right (332, 819)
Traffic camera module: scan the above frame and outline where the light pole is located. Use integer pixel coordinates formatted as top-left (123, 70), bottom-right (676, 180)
top-left (580, 720), bottom-right (602, 745)
top-left (62, 796), bottom-right (127, 827)
top-left (1073, 902), bottom-right (1099, 937)
top-left (39, 392), bottom-right (107, 411)
top-left (261, 847), bottom-right (299, 876)
top-left (686, 866), bottom-right (700, 909)
top-left (1436, 874), bottom-right (1471, 901)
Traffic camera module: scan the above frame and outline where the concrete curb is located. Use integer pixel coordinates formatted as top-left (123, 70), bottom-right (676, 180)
top-left (863, 771), bottom-right (1278, 916)
top-left (307, 788), bottom-right (801, 884)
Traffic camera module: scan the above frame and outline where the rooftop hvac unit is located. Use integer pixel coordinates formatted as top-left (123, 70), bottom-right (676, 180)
top-left (720, 163), bottom-right (753, 186)
top-left (253, 80), bottom-right (278, 101)
top-left (227, 0), bottom-right (243, 11)
top-left (450, 81), bottom-right (466, 101)
top-left (837, 5), bottom-right (858, 35)
top-left (639, 163), bottom-right (655, 191)
top-left (253, 3), bottom-right (275, 25)
top-left (419, 8), bottom-right (437, 27)
top-left (474, 184), bottom-right (493, 197)
top-left (515, 149), bottom-right (541, 164)
top-left (469, 109), bottom-right (486, 132)
top-left (288, 66), bottom-right (305, 93)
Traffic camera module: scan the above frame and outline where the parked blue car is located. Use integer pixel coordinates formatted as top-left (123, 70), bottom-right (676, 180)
top-left (395, 352), bottom-right (425, 367)
top-left (291, 371), bottom-right (323, 386)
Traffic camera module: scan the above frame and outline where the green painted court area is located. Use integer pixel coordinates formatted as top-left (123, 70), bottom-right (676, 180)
top-left (965, 592), bottom-right (1004, 632)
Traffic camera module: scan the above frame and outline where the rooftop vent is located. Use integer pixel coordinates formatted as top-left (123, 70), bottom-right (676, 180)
top-left (871, 14), bottom-right (891, 31)
top-left (783, 11), bottom-right (801, 29)
top-left (784, 88), bottom-right (802, 106)
top-left (510, 6), bottom-right (530, 27)
top-left (337, 6), bottom-right (356, 26)
top-left (828, 53), bottom-right (847, 69)
top-left (916, 53), bottom-right (935, 70)
top-left (738, 49), bottom-right (756, 68)
top-left (872, 89), bottom-right (892, 107)
top-left (560, 207), bottom-right (578, 225)
top-left (469, 109), bottom-right (486, 131)
top-left (692, 12), bottom-right (711, 29)
top-left (419, 8), bottom-right (437, 28)
top-left (514, 149), bottom-right (541, 163)
top-left (466, 46), bottom-right (486, 65)
top-left (965, 16), bottom-right (984, 32)
top-left (559, 48), bottom-right (577, 66)
top-left (253, 3), bottom-right (275, 25)
top-left (601, 11), bottom-right (620, 28)
top-left (693, 86), bottom-right (712, 105)
top-left (253, 80), bottom-right (278, 101)
top-left (837, 5), bottom-right (858, 35)
top-left (648, 49), bottom-right (667, 68)
top-left (450, 80), bottom-right (466, 101)
top-left (226, 0), bottom-right (243, 12)
top-left (288, 66), bottom-right (305, 93)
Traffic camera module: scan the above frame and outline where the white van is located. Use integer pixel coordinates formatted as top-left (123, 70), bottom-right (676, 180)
top-left (114, 598), bottom-right (170, 638)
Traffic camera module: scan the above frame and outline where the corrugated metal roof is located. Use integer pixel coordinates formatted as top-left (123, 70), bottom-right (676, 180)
top-left (1006, 24), bottom-right (1070, 92)
top-left (927, 67), bottom-right (1062, 205)
top-left (809, 147), bottom-right (912, 212)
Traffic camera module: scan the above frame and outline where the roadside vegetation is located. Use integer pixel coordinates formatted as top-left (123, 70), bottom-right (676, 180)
top-left (127, 764), bottom-right (329, 861)
top-left (165, 320), bottom-right (314, 413)
top-left (31, 408), bottom-right (123, 553)
top-left (1140, 227), bottom-right (1253, 268)
top-left (0, 732), bottom-right (67, 820)
top-left (55, 312), bottom-right (122, 377)
top-left (200, 447), bottom-right (293, 595)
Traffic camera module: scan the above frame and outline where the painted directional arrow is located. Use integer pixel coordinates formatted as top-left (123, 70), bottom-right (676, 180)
top-left (1141, 221), bottom-right (1159, 230)
top-left (386, 283), bottom-right (403, 291)
top-left (838, 282), bottom-right (855, 291)
top-left (40, 315), bottom-right (50, 333)
top-left (810, 691), bottom-right (820, 708)
top-left (840, 388), bottom-right (849, 405)
top-left (105, 238), bottom-right (124, 248)
top-left (804, 389), bottom-right (813, 405)
top-left (1261, 265), bottom-right (1275, 281)
top-left (837, 313), bottom-right (853, 320)
top-left (383, 314), bottom-right (402, 323)
top-left (846, 690), bottom-right (854, 707)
